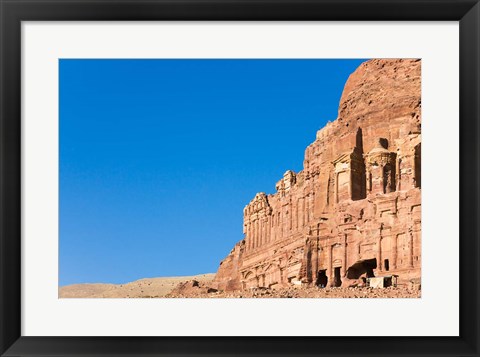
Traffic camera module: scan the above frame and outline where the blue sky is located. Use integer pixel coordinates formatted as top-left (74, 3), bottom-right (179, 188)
top-left (59, 58), bottom-right (366, 286)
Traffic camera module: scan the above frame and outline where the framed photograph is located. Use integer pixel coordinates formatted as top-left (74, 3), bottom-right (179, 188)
top-left (1, 0), bottom-right (479, 356)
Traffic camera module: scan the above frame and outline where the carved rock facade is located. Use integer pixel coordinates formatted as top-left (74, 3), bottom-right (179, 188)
top-left (214, 59), bottom-right (421, 291)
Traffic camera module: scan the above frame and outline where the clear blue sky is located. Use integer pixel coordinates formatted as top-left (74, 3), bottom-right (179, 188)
top-left (59, 59), bottom-right (366, 286)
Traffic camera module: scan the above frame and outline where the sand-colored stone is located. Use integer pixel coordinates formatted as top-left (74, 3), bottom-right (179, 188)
top-left (59, 273), bottom-right (215, 298)
top-left (166, 285), bottom-right (421, 299)
top-left (214, 59), bottom-right (422, 293)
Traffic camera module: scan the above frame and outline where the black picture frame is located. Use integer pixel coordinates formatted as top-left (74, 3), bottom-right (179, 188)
top-left (1, 1), bottom-right (479, 356)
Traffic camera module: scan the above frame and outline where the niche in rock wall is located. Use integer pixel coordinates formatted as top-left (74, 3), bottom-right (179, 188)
top-left (333, 131), bottom-right (367, 203)
top-left (366, 138), bottom-right (397, 195)
top-left (351, 157), bottom-right (366, 200)
top-left (351, 128), bottom-right (367, 200)
top-left (414, 143), bottom-right (421, 188)
top-left (383, 163), bottom-right (395, 193)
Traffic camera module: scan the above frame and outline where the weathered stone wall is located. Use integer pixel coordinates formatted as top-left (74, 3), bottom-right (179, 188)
top-left (214, 59), bottom-right (421, 291)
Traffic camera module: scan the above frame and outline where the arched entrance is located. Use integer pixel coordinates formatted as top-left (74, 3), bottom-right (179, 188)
top-left (346, 258), bottom-right (377, 279)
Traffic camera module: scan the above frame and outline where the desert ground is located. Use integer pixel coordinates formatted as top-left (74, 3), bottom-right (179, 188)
top-left (60, 273), bottom-right (420, 298)
top-left (59, 273), bottom-right (215, 298)
top-left (167, 285), bottom-right (420, 298)
top-left (165, 279), bottom-right (421, 298)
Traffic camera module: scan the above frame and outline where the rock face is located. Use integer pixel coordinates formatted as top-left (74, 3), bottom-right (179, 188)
top-left (214, 59), bottom-right (421, 291)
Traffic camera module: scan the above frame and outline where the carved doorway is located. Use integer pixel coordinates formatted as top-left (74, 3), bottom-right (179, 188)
top-left (316, 270), bottom-right (328, 288)
top-left (334, 267), bottom-right (342, 287)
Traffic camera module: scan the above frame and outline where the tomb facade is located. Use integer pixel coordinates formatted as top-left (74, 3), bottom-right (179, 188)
top-left (214, 59), bottom-right (421, 291)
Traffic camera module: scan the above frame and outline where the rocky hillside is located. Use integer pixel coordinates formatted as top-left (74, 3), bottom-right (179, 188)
top-left (59, 273), bottom-right (215, 298)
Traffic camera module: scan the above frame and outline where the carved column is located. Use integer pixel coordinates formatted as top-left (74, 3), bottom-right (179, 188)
top-left (258, 219), bottom-right (262, 247)
top-left (289, 199), bottom-right (293, 231)
top-left (328, 243), bottom-right (334, 286)
top-left (409, 230), bottom-right (414, 268)
top-left (304, 195), bottom-right (308, 224)
top-left (251, 221), bottom-right (254, 249)
top-left (259, 219), bottom-right (262, 247)
top-left (309, 193), bottom-right (314, 222)
top-left (291, 200), bottom-right (295, 231)
top-left (265, 218), bottom-right (268, 244)
top-left (301, 198), bottom-right (305, 226)
top-left (335, 173), bottom-right (339, 203)
top-left (263, 218), bottom-right (267, 246)
top-left (377, 230), bottom-right (382, 271)
top-left (310, 193), bottom-right (314, 222)
top-left (263, 216), bottom-right (268, 244)
top-left (348, 169), bottom-right (353, 200)
top-left (272, 215), bottom-right (276, 242)
top-left (392, 234), bottom-right (398, 269)
top-left (250, 222), bottom-right (254, 250)
top-left (279, 210), bottom-right (282, 240)
top-left (411, 154), bottom-right (416, 189)
top-left (295, 200), bottom-right (299, 230)
top-left (269, 217), bottom-right (272, 243)
top-left (277, 213), bottom-right (280, 239)
top-left (276, 212), bottom-right (279, 240)
top-left (312, 192), bottom-right (316, 218)
top-left (343, 234), bottom-right (348, 276)
top-left (396, 156), bottom-right (401, 191)
top-left (257, 218), bottom-right (262, 247)
top-left (366, 170), bottom-right (371, 192)
top-left (266, 217), bottom-right (270, 244)
top-left (258, 217), bottom-right (265, 247)
top-left (261, 218), bottom-right (265, 246)
top-left (312, 237), bottom-right (319, 283)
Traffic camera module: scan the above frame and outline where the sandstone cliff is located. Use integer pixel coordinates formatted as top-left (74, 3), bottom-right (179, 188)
top-left (214, 59), bottom-right (421, 291)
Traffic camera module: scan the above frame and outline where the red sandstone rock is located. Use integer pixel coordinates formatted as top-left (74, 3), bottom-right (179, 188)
top-left (167, 285), bottom-right (420, 299)
top-left (214, 59), bottom-right (421, 294)
top-left (169, 280), bottom-right (218, 296)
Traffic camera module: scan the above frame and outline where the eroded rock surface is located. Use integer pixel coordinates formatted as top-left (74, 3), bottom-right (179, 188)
top-left (214, 59), bottom-right (421, 293)
top-left (166, 285), bottom-right (421, 299)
